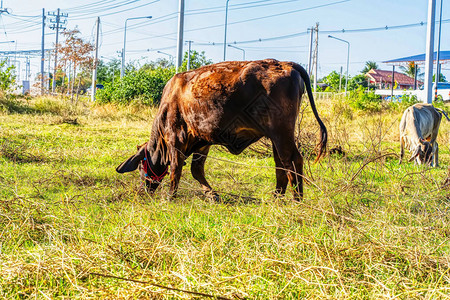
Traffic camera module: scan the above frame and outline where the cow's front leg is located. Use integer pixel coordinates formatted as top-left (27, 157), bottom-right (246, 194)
top-left (168, 150), bottom-right (185, 199)
top-left (191, 146), bottom-right (219, 200)
top-left (399, 137), bottom-right (405, 165)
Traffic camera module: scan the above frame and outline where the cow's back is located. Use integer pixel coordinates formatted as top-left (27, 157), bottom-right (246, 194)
top-left (160, 59), bottom-right (304, 149)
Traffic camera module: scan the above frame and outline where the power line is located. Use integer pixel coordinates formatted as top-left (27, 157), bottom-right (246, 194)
top-left (100, 14), bottom-right (178, 37)
top-left (100, 0), bottom-right (316, 38)
top-left (6, 14), bottom-right (40, 24)
top-left (70, 0), bottom-right (160, 20)
top-left (64, 0), bottom-right (120, 13)
top-left (196, 18), bottom-right (450, 46)
top-left (99, 0), bottom-right (350, 46)
top-left (186, 0), bottom-right (316, 16)
top-left (66, 0), bottom-right (140, 14)
top-left (182, 0), bottom-right (350, 36)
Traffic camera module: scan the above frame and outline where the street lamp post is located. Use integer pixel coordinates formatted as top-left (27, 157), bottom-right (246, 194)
top-left (121, 16), bottom-right (152, 78)
top-left (227, 44), bottom-right (245, 60)
top-left (223, 0), bottom-right (230, 61)
top-left (328, 35), bottom-right (350, 95)
top-left (157, 50), bottom-right (173, 58)
top-left (157, 50), bottom-right (174, 61)
top-left (435, 0), bottom-right (443, 100)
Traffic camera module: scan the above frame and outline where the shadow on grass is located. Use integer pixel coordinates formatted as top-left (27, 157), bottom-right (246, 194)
top-left (215, 191), bottom-right (262, 205)
top-left (0, 139), bottom-right (46, 163)
top-left (0, 97), bottom-right (39, 114)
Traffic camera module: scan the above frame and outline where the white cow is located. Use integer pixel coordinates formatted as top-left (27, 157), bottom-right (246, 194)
top-left (399, 103), bottom-right (450, 167)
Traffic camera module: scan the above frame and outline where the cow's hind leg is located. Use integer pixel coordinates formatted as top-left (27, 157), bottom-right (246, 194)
top-left (272, 142), bottom-right (289, 196)
top-left (272, 138), bottom-right (304, 201)
top-left (429, 129), bottom-right (440, 167)
top-left (433, 141), bottom-right (439, 167)
top-left (191, 146), bottom-right (218, 200)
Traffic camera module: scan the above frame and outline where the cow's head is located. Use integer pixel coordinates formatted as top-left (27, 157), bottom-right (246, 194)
top-left (409, 138), bottom-right (433, 165)
top-left (116, 143), bottom-right (169, 192)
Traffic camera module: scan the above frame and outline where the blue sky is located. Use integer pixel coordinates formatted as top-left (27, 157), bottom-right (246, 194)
top-left (2, 0), bottom-right (449, 82)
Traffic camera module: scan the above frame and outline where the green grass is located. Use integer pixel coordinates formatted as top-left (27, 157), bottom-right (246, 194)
top-left (1, 96), bottom-right (450, 299)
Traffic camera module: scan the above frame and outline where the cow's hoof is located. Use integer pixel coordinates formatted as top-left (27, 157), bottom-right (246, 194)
top-left (165, 191), bottom-right (180, 202)
top-left (205, 190), bottom-right (220, 202)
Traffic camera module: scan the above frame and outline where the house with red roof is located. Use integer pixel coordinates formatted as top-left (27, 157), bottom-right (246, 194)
top-left (365, 69), bottom-right (422, 90)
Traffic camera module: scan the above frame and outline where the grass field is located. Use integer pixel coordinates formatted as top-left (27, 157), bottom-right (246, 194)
top-left (1, 95), bottom-right (450, 299)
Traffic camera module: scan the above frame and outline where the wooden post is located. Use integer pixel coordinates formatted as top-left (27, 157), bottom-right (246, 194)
top-left (391, 65), bottom-right (395, 100)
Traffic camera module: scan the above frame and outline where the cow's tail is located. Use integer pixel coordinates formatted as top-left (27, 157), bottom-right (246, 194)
top-left (292, 63), bottom-right (328, 161)
top-left (435, 107), bottom-right (450, 121)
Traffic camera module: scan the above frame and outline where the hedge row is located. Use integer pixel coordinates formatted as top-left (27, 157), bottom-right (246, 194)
top-left (96, 67), bottom-right (175, 105)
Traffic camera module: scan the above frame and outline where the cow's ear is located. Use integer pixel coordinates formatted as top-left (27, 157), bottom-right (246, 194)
top-left (116, 146), bottom-right (146, 173)
top-left (409, 145), bottom-right (421, 162)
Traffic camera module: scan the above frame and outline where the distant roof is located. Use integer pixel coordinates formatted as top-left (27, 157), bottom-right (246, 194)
top-left (384, 51), bottom-right (450, 64)
top-left (366, 69), bottom-right (423, 86)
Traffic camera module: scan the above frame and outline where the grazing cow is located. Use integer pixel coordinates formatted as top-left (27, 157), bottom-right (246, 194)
top-left (399, 103), bottom-right (450, 166)
top-left (116, 59), bottom-right (327, 201)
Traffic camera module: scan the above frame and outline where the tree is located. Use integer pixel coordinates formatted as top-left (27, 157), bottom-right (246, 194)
top-left (180, 50), bottom-right (212, 71)
top-left (348, 74), bottom-right (369, 90)
top-left (323, 70), bottom-right (346, 92)
top-left (57, 28), bottom-right (94, 100)
top-left (0, 60), bottom-right (16, 92)
top-left (433, 73), bottom-right (447, 83)
top-left (97, 59), bottom-right (121, 85)
top-left (361, 61), bottom-right (379, 74)
top-left (400, 62), bottom-right (424, 80)
top-left (141, 58), bottom-right (174, 71)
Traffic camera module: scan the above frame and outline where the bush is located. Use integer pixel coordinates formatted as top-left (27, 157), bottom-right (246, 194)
top-left (388, 93), bottom-right (419, 111)
top-left (96, 67), bottom-right (175, 105)
top-left (0, 59), bottom-right (16, 92)
top-left (432, 95), bottom-right (449, 113)
top-left (348, 86), bottom-right (382, 112)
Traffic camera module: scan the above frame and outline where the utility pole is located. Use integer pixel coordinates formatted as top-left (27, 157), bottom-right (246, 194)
top-left (47, 50), bottom-right (51, 90)
top-left (118, 50), bottom-right (123, 77)
top-left (307, 26), bottom-right (314, 76)
top-left (175, 0), bottom-right (185, 72)
top-left (67, 61), bottom-right (71, 94)
top-left (91, 17), bottom-right (100, 102)
top-left (41, 8), bottom-right (45, 95)
top-left (50, 8), bottom-right (60, 94)
top-left (0, 0), bottom-right (9, 14)
top-left (48, 8), bottom-right (68, 93)
top-left (313, 23), bottom-right (319, 92)
top-left (414, 64), bottom-right (418, 90)
top-left (424, 0), bottom-right (436, 104)
top-left (186, 40), bottom-right (192, 71)
top-left (25, 57), bottom-right (30, 80)
top-left (223, 0), bottom-right (230, 61)
top-left (434, 0), bottom-right (443, 99)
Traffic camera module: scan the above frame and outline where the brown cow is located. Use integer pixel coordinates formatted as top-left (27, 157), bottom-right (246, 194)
top-left (116, 59), bottom-right (327, 201)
